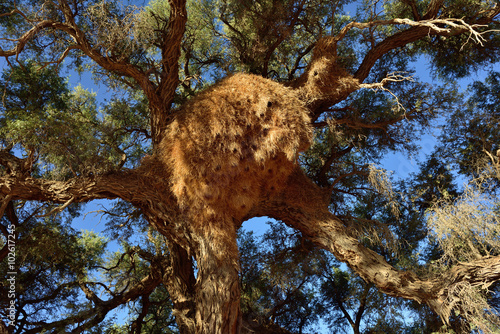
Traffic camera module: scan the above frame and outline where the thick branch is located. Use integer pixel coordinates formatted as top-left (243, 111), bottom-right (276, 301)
top-left (152, 0), bottom-right (187, 144)
top-left (0, 165), bottom-right (180, 231)
top-left (251, 167), bottom-right (500, 323)
top-left (0, 20), bottom-right (71, 57)
top-left (351, 15), bottom-right (500, 82)
top-left (1, 173), bottom-right (136, 204)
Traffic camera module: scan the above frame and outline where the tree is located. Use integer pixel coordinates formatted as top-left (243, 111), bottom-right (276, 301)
top-left (1, 0), bottom-right (500, 333)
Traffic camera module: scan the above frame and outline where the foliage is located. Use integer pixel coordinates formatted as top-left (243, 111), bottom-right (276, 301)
top-left (439, 71), bottom-right (500, 181)
top-left (0, 62), bottom-right (150, 178)
top-left (239, 223), bottom-right (326, 333)
top-left (0, 201), bottom-right (107, 331)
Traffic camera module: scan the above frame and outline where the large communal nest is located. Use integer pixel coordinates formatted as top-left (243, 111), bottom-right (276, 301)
top-left (160, 73), bottom-right (313, 221)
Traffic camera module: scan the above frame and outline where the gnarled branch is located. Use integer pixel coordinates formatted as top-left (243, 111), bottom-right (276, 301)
top-left (251, 166), bottom-right (500, 324)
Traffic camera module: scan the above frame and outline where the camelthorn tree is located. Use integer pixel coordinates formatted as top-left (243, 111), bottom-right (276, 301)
top-left (1, 0), bottom-right (500, 333)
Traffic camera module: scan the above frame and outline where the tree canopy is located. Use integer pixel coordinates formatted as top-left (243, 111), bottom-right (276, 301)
top-left (1, 0), bottom-right (500, 333)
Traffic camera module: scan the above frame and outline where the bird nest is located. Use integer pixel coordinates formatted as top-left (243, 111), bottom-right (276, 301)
top-left (160, 73), bottom-right (313, 220)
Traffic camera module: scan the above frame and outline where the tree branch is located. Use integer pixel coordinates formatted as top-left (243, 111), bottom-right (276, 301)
top-left (296, 10), bottom-right (499, 118)
top-left (422, 0), bottom-right (445, 20)
top-left (131, 294), bottom-right (151, 334)
top-left (0, 3), bottom-right (149, 87)
top-left (351, 16), bottom-right (500, 82)
top-left (251, 167), bottom-right (500, 324)
top-left (315, 144), bottom-right (354, 187)
top-left (151, 0), bottom-right (187, 144)
top-left (2, 0), bottom-right (187, 146)
top-left (354, 283), bottom-right (371, 333)
top-left (0, 163), bottom-right (179, 226)
top-left (0, 20), bottom-right (75, 57)
top-left (401, 0), bottom-right (421, 21)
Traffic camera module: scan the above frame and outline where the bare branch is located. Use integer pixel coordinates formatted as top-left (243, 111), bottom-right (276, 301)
top-left (0, 8), bottom-right (31, 20)
top-left (35, 196), bottom-right (74, 218)
top-left (359, 71), bottom-right (415, 113)
top-left (38, 45), bottom-right (79, 69)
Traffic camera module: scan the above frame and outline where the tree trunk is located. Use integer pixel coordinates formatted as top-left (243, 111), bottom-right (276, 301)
top-left (4, 140), bottom-right (500, 331)
top-left (143, 204), bottom-right (242, 334)
top-left (192, 214), bottom-right (242, 334)
top-left (164, 240), bottom-right (197, 334)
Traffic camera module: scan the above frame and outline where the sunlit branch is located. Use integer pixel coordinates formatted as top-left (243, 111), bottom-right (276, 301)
top-left (335, 17), bottom-right (497, 46)
top-left (484, 149), bottom-right (500, 179)
top-left (34, 196), bottom-right (75, 218)
top-left (349, 8), bottom-right (500, 81)
top-left (359, 72), bottom-right (415, 113)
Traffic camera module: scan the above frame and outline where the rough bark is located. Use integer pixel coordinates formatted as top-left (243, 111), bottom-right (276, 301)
top-left (0, 157), bottom-right (243, 333)
top-left (151, 0), bottom-right (187, 145)
top-left (140, 213), bottom-right (243, 334)
top-left (192, 215), bottom-right (242, 334)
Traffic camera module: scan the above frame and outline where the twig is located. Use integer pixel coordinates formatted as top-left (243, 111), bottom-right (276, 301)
top-left (359, 72), bottom-right (415, 113)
